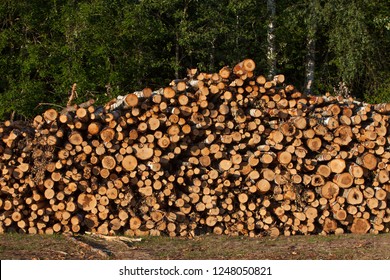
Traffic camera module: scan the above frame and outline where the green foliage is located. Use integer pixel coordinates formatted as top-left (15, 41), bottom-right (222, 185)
top-left (0, 0), bottom-right (389, 120)
top-left (322, 0), bottom-right (390, 99)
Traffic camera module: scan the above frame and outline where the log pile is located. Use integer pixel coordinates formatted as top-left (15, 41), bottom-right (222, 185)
top-left (1, 59), bottom-right (390, 237)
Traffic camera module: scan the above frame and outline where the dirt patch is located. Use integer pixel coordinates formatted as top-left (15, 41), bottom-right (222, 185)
top-left (1, 233), bottom-right (390, 260)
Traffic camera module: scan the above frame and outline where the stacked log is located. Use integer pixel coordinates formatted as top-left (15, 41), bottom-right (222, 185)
top-left (1, 59), bottom-right (390, 237)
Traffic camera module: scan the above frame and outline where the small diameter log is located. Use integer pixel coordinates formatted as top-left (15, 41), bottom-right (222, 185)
top-left (43, 109), bottom-right (58, 122)
top-left (311, 175), bottom-right (325, 187)
top-left (219, 159), bottom-right (232, 171)
top-left (122, 155), bottom-right (138, 171)
top-left (76, 107), bottom-right (89, 122)
top-left (88, 122), bottom-right (102, 136)
top-left (100, 127), bottom-right (116, 143)
top-left (148, 117), bottom-right (160, 131)
top-left (304, 207), bottom-right (318, 220)
top-left (257, 179), bottom-right (271, 194)
top-left (102, 155), bottom-right (116, 170)
top-left (292, 117), bottom-right (307, 130)
top-left (306, 137), bottom-right (322, 152)
top-left (349, 163), bottom-right (364, 178)
top-left (124, 93), bottom-right (139, 108)
top-left (328, 159), bottom-right (346, 174)
top-left (317, 165), bottom-right (331, 177)
top-left (219, 66), bottom-right (231, 79)
top-left (129, 217), bottom-right (142, 230)
top-left (163, 87), bottom-right (176, 99)
top-left (321, 182), bottom-right (339, 200)
top-left (277, 151), bottom-right (292, 165)
top-left (333, 209), bottom-right (347, 221)
top-left (68, 131), bottom-right (83, 146)
top-left (273, 74), bottom-right (285, 84)
top-left (260, 152), bottom-right (276, 164)
top-left (157, 136), bottom-right (171, 149)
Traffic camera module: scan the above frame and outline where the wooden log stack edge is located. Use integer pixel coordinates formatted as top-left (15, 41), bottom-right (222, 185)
top-left (1, 59), bottom-right (390, 237)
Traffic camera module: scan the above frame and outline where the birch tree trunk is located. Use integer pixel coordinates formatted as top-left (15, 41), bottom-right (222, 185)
top-left (210, 38), bottom-right (216, 71)
top-left (305, 35), bottom-right (315, 94)
top-left (267, 0), bottom-right (276, 79)
top-left (304, 2), bottom-right (317, 95)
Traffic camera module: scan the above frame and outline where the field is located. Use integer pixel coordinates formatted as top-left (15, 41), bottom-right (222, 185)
top-left (1, 233), bottom-right (390, 260)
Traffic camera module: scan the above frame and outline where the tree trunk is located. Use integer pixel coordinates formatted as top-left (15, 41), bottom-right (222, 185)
top-left (304, 1), bottom-right (317, 95)
top-left (267, 0), bottom-right (276, 79)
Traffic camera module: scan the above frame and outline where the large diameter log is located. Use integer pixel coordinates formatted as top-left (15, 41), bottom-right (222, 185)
top-left (77, 194), bottom-right (97, 211)
top-left (279, 122), bottom-right (296, 137)
top-left (233, 59), bottom-right (256, 76)
top-left (350, 218), bottom-right (371, 234)
top-left (323, 218), bottom-right (338, 233)
top-left (333, 173), bottom-right (353, 189)
top-left (356, 153), bottom-right (378, 170)
top-left (344, 188), bottom-right (363, 205)
top-left (134, 146), bottom-right (154, 160)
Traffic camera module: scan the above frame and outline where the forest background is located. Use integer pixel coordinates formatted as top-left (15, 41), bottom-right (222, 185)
top-left (0, 0), bottom-right (389, 120)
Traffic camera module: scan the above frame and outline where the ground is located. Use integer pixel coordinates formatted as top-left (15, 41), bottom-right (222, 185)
top-left (1, 233), bottom-right (390, 260)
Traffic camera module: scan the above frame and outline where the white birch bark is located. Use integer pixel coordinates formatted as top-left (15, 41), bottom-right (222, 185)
top-left (305, 35), bottom-right (315, 94)
top-left (305, 2), bottom-right (317, 95)
top-left (267, 0), bottom-right (276, 79)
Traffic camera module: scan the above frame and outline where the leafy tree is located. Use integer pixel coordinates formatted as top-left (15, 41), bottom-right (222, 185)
top-left (323, 0), bottom-right (389, 101)
top-left (0, 0), bottom-right (389, 120)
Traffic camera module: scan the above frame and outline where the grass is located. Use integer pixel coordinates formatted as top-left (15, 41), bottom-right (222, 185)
top-left (1, 232), bottom-right (390, 260)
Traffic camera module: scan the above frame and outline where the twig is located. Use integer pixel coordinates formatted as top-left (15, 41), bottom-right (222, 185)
top-left (35, 103), bottom-right (65, 109)
top-left (10, 111), bottom-right (15, 122)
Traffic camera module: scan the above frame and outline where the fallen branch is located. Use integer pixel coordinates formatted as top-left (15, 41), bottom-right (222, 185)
top-left (67, 83), bottom-right (78, 107)
top-left (85, 231), bottom-right (142, 243)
